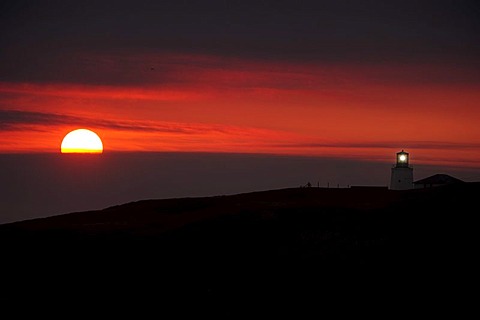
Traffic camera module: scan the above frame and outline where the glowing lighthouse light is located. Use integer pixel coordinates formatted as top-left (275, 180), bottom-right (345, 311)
top-left (390, 150), bottom-right (413, 190)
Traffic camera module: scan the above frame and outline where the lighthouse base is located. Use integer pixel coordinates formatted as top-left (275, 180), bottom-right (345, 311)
top-left (390, 167), bottom-right (413, 190)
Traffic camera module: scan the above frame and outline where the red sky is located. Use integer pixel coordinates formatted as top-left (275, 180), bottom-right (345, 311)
top-left (1, 53), bottom-right (479, 167)
top-left (1, 1), bottom-right (479, 168)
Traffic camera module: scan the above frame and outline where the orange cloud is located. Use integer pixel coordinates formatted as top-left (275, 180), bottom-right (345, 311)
top-left (1, 53), bottom-right (479, 168)
top-left (0, 82), bottom-right (209, 101)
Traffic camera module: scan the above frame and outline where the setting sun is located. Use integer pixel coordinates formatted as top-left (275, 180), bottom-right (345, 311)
top-left (61, 129), bottom-right (103, 153)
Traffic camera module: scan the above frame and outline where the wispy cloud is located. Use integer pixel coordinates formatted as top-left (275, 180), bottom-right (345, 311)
top-left (0, 108), bottom-right (312, 154)
top-left (272, 141), bottom-right (480, 151)
top-left (1, 110), bottom-right (479, 169)
top-left (0, 109), bottom-right (230, 134)
top-left (0, 109), bottom-right (296, 144)
top-left (3, 52), bottom-right (479, 91)
top-left (0, 82), bottom-right (208, 101)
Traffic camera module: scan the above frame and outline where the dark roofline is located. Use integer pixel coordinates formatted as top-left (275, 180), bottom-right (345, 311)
top-left (414, 174), bottom-right (464, 185)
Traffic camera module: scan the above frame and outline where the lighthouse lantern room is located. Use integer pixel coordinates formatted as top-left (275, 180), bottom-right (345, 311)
top-left (390, 150), bottom-right (413, 190)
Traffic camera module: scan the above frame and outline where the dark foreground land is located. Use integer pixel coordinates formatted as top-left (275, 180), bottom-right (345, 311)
top-left (1, 183), bottom-right (477, 304)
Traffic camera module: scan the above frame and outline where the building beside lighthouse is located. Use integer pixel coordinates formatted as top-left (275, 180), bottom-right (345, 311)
top-left (390, 150), bottom-right (413, 190)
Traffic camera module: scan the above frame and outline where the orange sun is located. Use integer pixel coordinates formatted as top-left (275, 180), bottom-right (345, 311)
top-left (61, 129), bottom-right (103, 153)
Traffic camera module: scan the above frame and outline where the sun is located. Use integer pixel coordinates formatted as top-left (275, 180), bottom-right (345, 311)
top-left (61, 129), bottom-right (103, 153)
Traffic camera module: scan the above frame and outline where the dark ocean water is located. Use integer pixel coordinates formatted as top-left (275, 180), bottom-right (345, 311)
top-left (0, 152), bottom-right (476, 224)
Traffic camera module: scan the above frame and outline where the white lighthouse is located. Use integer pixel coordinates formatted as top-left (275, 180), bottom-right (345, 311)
top-left (390, 150), bottom-right (413, 190)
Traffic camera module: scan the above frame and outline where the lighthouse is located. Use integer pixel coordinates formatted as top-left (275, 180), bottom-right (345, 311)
top-left (390, 150), bottom-right (413, 190)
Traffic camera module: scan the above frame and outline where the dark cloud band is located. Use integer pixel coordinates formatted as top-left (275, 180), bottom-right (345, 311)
top-left (0, 109), bottom-right (199, 134)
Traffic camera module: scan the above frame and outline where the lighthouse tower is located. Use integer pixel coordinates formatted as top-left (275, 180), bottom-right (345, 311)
top-left (390, 150), bottom-right (413, 190)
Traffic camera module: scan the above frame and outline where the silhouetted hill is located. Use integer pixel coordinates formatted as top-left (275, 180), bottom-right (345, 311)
top-left (1, 183), bottom-right (478, 304)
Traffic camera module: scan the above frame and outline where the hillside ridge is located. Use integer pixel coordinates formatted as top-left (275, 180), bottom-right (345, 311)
top-left (1, 183), bottom-right (477, 300)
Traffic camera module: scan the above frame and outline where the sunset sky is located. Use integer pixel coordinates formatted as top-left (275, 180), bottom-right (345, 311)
top-left (1, 0), bottom-right (479, 167)
top-left (1, 1), bottom-right (480, 223)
